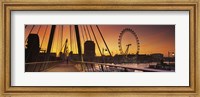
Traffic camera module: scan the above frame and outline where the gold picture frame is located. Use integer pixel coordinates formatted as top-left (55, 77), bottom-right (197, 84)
top-left (0, 0), bottom-right (199, 97)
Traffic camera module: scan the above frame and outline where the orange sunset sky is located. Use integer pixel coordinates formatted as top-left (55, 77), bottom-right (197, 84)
top-left (25, 25), bottom-right (175, 57)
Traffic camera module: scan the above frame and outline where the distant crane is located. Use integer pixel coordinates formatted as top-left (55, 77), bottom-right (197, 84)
top-left (63, 39), bottom-right (68, 56)
top-left (125, 44), bottom-right (131, 57)
top-left (59, 39), bottom-right (68, 60)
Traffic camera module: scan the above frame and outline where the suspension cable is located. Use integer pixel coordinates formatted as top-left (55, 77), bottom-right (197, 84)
top-left (36, 25), bottom-right (42, 34)
top-left (83, 25), bottom-right (88, 40)
top-left (86, 25), bottom-right (92, 40)
top-left (61, 25), bottom-right (63, 50)
top-left (75, 26), bottom-right (78, 54)
top-left (73, 26), bottom-right (77, 53)
top-left (56, 26), bottom-right (60, 55)
top-left (25, 25), bottom-right (35, 42)
top-left (40, 25), bottom-right (49, 48)
top-left (70, 25), bottom-right (72, 52)
top-left (90, 25), bottom-right (103, 56)
top-left (80, 26), bottom-right (85, 42)
top-left (96, 25), bottom-right (112, 56)
top-left (51, 26), bottom-right (55, 53)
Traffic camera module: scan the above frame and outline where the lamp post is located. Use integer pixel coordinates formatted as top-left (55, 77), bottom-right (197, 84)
top-left (168, 51), bottom-right (175, 65)
top-left (102, 48), bottom-right (108, 63)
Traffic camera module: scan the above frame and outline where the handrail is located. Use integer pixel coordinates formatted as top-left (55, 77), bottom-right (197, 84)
top-left (73, 61), bottom-right (170, 72)
top-left (25, 61), bottom-right (61, 65)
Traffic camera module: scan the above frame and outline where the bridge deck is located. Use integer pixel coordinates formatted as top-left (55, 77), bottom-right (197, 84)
top-left (40, 61), bottom-right (169, 72)
top-left (44, 62), bottom-right (79, 72)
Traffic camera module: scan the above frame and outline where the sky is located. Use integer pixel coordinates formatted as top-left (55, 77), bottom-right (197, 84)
top-left (25, 25), bottom-right (175, 57)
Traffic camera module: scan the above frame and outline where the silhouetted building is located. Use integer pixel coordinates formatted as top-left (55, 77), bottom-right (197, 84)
top-left (25, 34), bottom-right (40, 62)
top-left (150, 53), bottom-right (164, 62)
top-left (137, 54), bottom-right (152, 63)
top-left (84, 41), bottom-right (95, 61)
top-left (113, 54), bottom-right (153, 63)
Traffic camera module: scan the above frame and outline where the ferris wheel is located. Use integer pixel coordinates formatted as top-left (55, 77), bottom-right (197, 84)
top-left (118, 28), bottom-right (140, 56)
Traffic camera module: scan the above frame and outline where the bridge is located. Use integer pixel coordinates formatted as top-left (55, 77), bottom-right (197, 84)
top-left (25, 25), bottom-right (174, 72)
top-left (25, 61), bottom-right (170, 72)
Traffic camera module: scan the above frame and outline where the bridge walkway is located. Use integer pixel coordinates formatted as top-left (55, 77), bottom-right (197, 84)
top-left (44, 62), bottom-right (79, 72)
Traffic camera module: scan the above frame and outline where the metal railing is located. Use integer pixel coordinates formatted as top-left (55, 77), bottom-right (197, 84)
top-left (25, 61), bottom-right (61, 72)
top-left (73, 61), bottom-right (170, 72)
